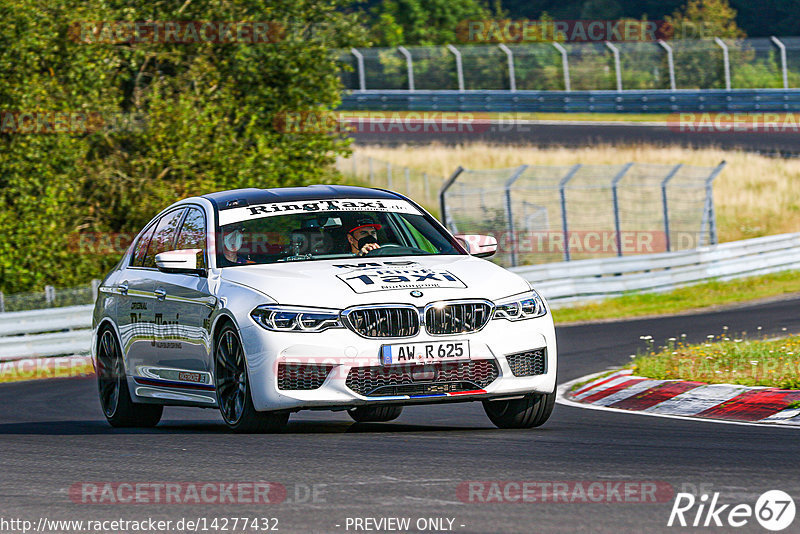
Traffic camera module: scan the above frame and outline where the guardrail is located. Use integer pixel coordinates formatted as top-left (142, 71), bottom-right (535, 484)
top-left (340, 89), bottom-right (800, 113)
top-left (1, 233), bottom-right (799, 363)
top-left (511, 232), bottom-right (800, 306)
top-left (0, 305), bottom-right (92, 362)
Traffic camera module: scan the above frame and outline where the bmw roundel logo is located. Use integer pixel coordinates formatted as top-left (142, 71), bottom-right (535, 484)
top-left (410, 290), bottom-right (423, 298)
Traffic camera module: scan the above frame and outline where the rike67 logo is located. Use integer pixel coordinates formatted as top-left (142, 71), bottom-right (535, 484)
top-left (668, 490), bottom-right (795, 531)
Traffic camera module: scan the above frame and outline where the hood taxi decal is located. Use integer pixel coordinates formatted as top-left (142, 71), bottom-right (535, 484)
top-left (336, 265), bottom-right (467, 294)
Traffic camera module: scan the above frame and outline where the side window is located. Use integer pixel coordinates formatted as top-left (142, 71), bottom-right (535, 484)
top-left (142, 209), bottom-right (186, 268)
top-left (130, 223), bottom-right (157, 267)
top-left (175, 207), bottom-right (207, 269)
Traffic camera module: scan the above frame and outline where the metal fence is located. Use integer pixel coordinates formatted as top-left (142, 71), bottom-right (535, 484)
top-left (441, 162), bottom-right (725, 268)
top-left (336, 153), bottom-right (444, 212)
top-left (340, 38), bottom-right (800, 92)
top-left (0, 280), bottom-right (99, 313)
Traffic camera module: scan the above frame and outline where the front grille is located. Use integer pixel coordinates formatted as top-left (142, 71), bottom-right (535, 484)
top-left (343, 306), bottom-right (419, 338)
top-left (505, 349), bottom-right (547, 377)
top-left (425, 301), bottom-right (492, 335)
top-left (277, 363), bottom-right (334, 390)
top-left (345, 360), bottom-right (499, 397)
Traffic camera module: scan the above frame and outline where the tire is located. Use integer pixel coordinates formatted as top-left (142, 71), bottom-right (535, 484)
top-left (214, 324), bottom-right (289, 433)
top-left (348, 405), bottom-right (403, 423)
top-left (483, 392), bottom-right (555, 429)
top-left (96, 327), bottom-right (163, 428)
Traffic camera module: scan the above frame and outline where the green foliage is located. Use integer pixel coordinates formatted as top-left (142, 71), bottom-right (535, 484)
top-left (665, 0), bottom-right (745, 40)
top-left (368, 0), bottom-right (497, 47)
top-left (633, 333), bottom-right (800, 389)
top-left (0, 0), bottom-right (366, 293)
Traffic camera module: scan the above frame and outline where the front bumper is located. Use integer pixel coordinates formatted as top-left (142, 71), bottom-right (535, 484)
top-left (240, 314), bottom-right (557, 412)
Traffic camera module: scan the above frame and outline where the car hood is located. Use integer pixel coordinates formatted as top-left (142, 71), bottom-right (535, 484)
top-left (219, 255), bottom-right (530, 307)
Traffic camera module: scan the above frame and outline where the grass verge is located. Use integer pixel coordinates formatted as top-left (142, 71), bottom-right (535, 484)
top-left (632, 333), bottom-right (800, 389)
top-left (0, 357), bottom-right (94, 384)
top-left (552, 270), bottom-right (800, 324)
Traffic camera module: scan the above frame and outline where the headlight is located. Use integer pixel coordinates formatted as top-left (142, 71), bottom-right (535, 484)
top-left (493, 290), bottom-right (547, 321)
top-left (251, 305), bottom-right (343, 332)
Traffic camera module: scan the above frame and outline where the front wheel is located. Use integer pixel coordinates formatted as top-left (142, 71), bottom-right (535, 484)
top-left (214, 324), bottom-right (288, 433)
top-left (96, 327), bottom-right (162, 428)
top-left (483, 392), bottom-right (555, 429)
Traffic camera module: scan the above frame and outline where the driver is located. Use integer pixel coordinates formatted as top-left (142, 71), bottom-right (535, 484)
top-left (347, 218), bottom-right (382, 256)
top-left (221, 226), bottom-right (253, 265)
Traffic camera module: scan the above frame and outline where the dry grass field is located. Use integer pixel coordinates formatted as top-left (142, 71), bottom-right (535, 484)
top-left (351, 144), bottom-right (800, 243)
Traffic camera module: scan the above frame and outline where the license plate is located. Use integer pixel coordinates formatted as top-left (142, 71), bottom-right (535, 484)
top-left (380, 340), bottom-right (470, 366)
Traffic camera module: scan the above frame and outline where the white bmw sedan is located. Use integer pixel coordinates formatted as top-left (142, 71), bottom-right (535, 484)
top-left (92, 185), bottom-right (557, 432)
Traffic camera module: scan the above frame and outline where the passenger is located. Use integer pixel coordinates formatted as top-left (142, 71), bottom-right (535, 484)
top-left (221, 226), bottom-right (252, 265)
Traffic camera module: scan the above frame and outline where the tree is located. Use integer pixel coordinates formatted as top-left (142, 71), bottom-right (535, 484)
top-left (0, 0), bottom-right (366, 293)
top-left (368, 0), bottom-right (499, 47)
top-left (664, 0), bottom-right (746, 39)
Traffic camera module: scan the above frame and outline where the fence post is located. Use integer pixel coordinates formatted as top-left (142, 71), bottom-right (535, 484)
top-left (657, 40), bottom-right (676, 91)
top-left (611, 163), bottom-right (635, 257)
top-left (771, 36), bottom-right (789, 90)
top-left (386, 162), bottom-right (393, 189)
top-left (559, 164), bottom-right (582, 261)
top-left (368, 157), bottom-right (374, 184)
top-left (552, 42), bottom-right (571, 92)
top-left (699, 161), bottom-right (726, 246)
top-left (439, 167), bottom-right (464, 230)
top-left (498, 44), bottom-right (516, 92)
top-left (404, 167), bottom-right (411, 195)
top-left (350, 48), bottom-right (366, 92)
top-left (45, 285), bottom-right (55, 306)
top-left (714, 38), bottom-right (732, 90)
top-left (423, 172), bottom-right (430, 200)
top-left (0, 291), bottom-right (4, 313)
top-left (605, 41), bottom-right (623, 92)
top-left (397, 46), bottom-right (415, 91)
top-left (446, 44), bottom-right (465, 92)
top-left (660, 164), bottom-right (683, 252)
top-left (504, 165), bottom-right (530, 267)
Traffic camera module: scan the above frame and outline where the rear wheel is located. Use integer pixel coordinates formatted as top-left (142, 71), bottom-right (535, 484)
top-left (96, 327), bottom-right (162, 428)
top-left (348, 405), bottom-right (403, 423)
top-left (214, 324), bottom-right (288, 433)
top-left (483, 392), bottom-right (555, 429)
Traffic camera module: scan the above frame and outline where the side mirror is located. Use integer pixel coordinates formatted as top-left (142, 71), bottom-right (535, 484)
top-left (155, 249), bottom-right (205, 275)
top-left (455, 234), bottom-right (498, 258)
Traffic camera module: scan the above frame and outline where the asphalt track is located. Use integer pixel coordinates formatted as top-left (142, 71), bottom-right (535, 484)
top-left (2, 297), bottom-right (800, 533)
top-left (350, 120), bottom-right (800, 156)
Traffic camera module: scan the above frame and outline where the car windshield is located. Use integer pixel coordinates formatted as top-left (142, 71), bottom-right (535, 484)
top-left (215, 198), bottom-right (461, 266)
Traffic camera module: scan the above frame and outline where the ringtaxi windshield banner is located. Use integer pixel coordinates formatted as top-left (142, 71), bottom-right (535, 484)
top-left (218, 198), bottom-right (421, 226)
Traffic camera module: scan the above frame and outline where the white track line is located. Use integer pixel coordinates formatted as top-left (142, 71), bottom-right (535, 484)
top-left (556, 370), bottom-right (800, 430)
